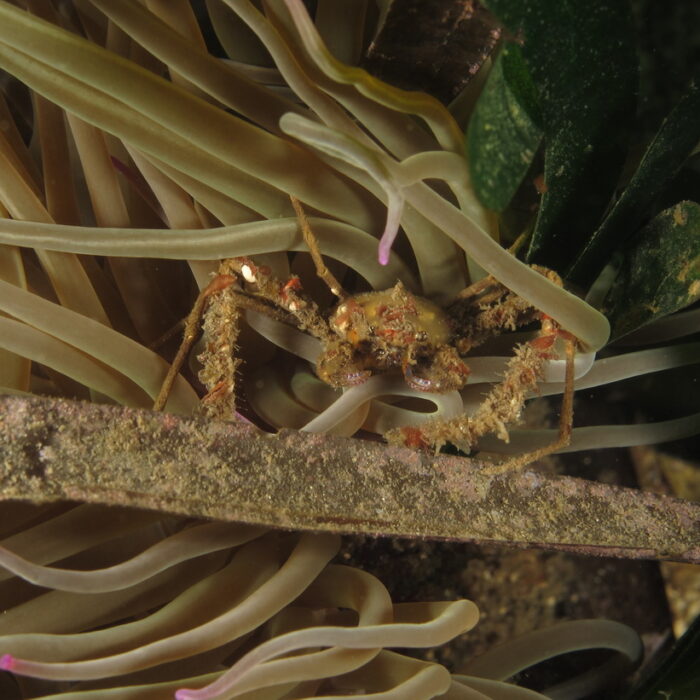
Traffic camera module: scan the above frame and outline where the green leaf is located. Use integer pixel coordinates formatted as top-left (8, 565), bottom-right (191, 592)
top-left (467, 44), bottom-right (543, 212)
top-left (602, 201), bottom-right (700, 340)
top-left (656, 153), bottom-right (700, 214)
top-left (482, 0), bottom-right (638, 271)
top-left (624, 614), bottom-right (700, 700)
top-left (570, 81), bottom-right (700, 286)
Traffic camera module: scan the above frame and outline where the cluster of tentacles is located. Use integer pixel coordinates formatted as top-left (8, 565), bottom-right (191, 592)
top-left (0, 1), bottom-right (696, 698)
top-left (0, 503), bottom-right (642, 699)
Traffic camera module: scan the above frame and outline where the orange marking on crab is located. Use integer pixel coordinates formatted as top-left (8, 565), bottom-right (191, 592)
top-left (204, 274), bottom-right (236, 295)
top-left (375, 327), bottom-right (396, 338)
top-left (330, 299), bottom-right (364, 332)
top-left (282, 277), bottom-right (303, 293)
top-left (530, 334), bottom-right (556, 352)
top-left (519, 367), bottom-right (538, 385)
top-left (346, 329), bottom-right (360, 345)
top-left (376, 328), bottom-right (416, 345)
top-left (451, 361), bottom-right (471, 377)
top-left (378, 306), bottom-right (409, 322)
top-left (280, 277), bottom-right (304, 307)
top-left (201, 380), bottom-right (232, 403)
top-left (400, 426), bottom-right (429, 450)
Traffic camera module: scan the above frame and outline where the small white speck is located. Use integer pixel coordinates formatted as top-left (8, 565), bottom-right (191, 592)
top-left (288, 301), bottom-right (299, 312)
top-left (241, 264), bottom-right (256, 284)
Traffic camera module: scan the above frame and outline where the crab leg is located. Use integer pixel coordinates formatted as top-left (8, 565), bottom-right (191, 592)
top-left (483, 336), bottom-right (576, 475)
top-left (289, 194), bottom-right (347, 301)
top-left (153, 260), bottom-right (295, 413)
top-left (385, 311), bottom-right (578, 469)
top-left (153, 269), bottom-right (236, 411)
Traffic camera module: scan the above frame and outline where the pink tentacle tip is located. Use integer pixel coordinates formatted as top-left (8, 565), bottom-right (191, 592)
top-left (377, 236), bottom-right (393, 266)
top-left (377, 216), bottom-right (400, 266)
top-left (174, 689), bottom-right (197, 700)
top-left (0, 654), bottom-right (16, 671)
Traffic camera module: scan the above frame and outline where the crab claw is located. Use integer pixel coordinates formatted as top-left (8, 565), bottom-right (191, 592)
top-left (402, 363), bottom-right (437, 392)
top-left (316, 341), bottom-right (371, 388)
top-left (402, 346), bottom-right (470, 393)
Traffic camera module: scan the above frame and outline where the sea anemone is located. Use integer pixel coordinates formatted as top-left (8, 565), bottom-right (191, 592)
top-left (0, 504), bottom-right (644, 699)
top-left (0, 1), bottom-right (697, 698)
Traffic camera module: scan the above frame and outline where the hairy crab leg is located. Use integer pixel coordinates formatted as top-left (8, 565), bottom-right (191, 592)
top-left (153, 262), bottom-right (294, 413)
top-left (384, 303), bottom-right (578, 468)
top-left (224, 256), bottom-right (334, 343)
top-left (153, 270), bottom-right (236, 411)
top-left (483, 336), bottom-right (576, 475)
